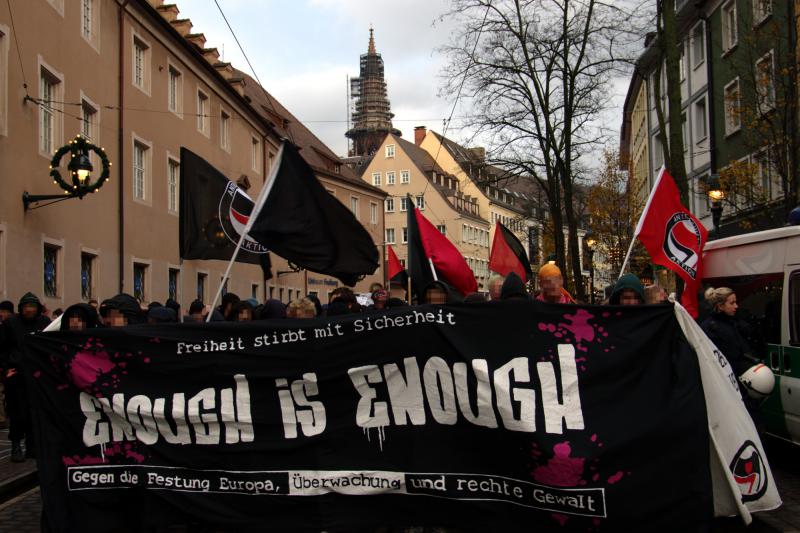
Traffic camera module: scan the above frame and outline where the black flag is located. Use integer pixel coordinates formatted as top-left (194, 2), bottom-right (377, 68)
top-left (247, 142), bottom-right (379, 286)
top-left (179, 148), bottom-right (272, 281)
top-left (406, 195), bottom-right (434, 300)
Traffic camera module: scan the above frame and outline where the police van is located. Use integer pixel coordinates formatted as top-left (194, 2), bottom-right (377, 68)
top-left (702, 225), bottom-right (800, 445)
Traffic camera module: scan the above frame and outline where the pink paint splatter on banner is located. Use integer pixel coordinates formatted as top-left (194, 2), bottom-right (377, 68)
top-left (561, 309), bottom-right (595, 344)
top-left (608, 471), bottom-right (625, 484)
top-left (532, 442), bottom-right (585, 487)
top-left (70, 350), bottom-right (115, 390)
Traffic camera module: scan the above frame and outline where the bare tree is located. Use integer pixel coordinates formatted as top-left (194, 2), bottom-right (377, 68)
top-left (440, 0), bottom-right (646, 298)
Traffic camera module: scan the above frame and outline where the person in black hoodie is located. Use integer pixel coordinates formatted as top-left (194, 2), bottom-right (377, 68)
top-left (60, 303), bottom-right (103, 331)
top-left (0, 292), bottom-right (51, 462)
top-left (422, 281), bottom-right (463, 304)
top-left (499, 272), bottom-right (529, 301)
top-left (99, 293), bottom-right (145, 327)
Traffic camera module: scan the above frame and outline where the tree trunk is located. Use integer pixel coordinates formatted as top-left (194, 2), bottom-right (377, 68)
top-left (662, 0), bottom-right (689, 204)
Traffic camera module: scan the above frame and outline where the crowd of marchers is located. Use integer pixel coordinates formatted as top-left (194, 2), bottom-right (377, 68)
top-left (0, 263), bottom-right (755, 466)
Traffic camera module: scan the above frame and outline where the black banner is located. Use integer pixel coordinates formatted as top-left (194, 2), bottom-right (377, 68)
top-left (25, 302), bottom-right (712, 532)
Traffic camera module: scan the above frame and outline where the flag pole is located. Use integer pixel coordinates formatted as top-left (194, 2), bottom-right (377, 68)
top-left (618, 166), bottom-right (665, 280)
top-left (428, 258), bottom-right (439, 281)
top-left (206, 142), bottom-right (286, 322)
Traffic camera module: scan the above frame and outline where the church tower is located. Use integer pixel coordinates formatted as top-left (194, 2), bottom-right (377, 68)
top-left (346, 28), bottom-right (401, 157)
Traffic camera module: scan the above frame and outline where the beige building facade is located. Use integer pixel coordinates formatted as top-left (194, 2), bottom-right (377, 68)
top-left (0, 0), bottom-right (383, 311)
top-left (359, 133), bottom-right (491, 290)
top-left (415, 127), bottom-right (539, 264)
top-left (620, 73), bottom-right (651, 211)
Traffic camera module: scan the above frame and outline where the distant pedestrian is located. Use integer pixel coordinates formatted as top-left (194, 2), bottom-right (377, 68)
top-left (500, 272), bottom-right (529, 301)
top-left (609, 274), bottom-right (645, 305)
top-left (0, 293), bottom-right (51, 462)
top-left (184, 300), bottom-right (205, 323)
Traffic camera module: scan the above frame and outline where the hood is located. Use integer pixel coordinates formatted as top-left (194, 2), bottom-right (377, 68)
top-left (148, 306), bottom-right (178, 323)
top-left (100, 293), bottom-right (145, 324)
top-left (60, 303), bottom-right (103, 330)
top-left (422, 281), bottom-right (463, 304)
top-left (18, 292), bottom-right (44, 315)
top-left (610, 273), bottom-right (645, 304)
top-left (258, 299), bottom-right (286, 320)
top-left (500, 272), bottom-right (529, 301)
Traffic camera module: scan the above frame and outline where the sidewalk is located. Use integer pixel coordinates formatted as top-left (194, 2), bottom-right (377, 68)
top-left (0, 429), bottom-right (37, 504)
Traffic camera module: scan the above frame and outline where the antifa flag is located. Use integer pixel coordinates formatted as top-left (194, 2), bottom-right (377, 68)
top-left (407, 198), bottom-right (478, 297)
top-left (635, 169), bottom-right (708, 317)
top-left (489, 221), bottom-right (533, 281)
top-left (180, 148), bottom-right (272, 279)
top-left (246, 142), bottom-right (378, 286)
top-left (387, 245), bottom-right (408, 287)
top-left (25, 303), bottom-right (726, 532)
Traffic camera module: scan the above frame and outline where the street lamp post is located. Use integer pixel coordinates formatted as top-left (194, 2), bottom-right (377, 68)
top-left (585, 230), bottom-right (597, 304)
top-left (22, 134), bottom-right (111, 210)
top-left (705, 173), bottom-right (725, 236)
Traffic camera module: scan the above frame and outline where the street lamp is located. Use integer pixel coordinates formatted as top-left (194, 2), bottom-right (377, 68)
top-left (705, 173), bottom-right (725, 235)
top-left (23, 134), bottom-right (111, 210)
top-left (584, 230), bottom-right (597, 304)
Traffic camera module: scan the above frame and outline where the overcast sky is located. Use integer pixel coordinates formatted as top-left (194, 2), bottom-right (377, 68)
top-left (178, 0), bottom-right (631, 159)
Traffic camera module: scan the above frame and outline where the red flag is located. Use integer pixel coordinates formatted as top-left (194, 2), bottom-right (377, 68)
top-left (635, 169), bottom-right (708, 317)
top-left (489, 222), bottom-right (533, 281)
top-left (414, 208), bottom-right (478, 295)
top-left (387, 245), bottom-right (406, 281)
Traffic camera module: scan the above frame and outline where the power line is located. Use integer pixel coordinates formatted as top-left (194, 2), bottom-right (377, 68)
top-left (5, 0), bottom-right (29, 95)
top-left (212, 0), bottom-right (294, 143)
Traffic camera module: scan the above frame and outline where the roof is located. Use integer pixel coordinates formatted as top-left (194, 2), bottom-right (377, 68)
top-left (429, 130), bottom-right (534, 213)
top-left (235, 69), bottom-right (386, 197)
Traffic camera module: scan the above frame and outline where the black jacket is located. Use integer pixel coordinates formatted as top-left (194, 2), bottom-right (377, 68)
top-left (700, 312), bottom-right (758, 377)
top-left (0, 313), bottom-right (51, 369)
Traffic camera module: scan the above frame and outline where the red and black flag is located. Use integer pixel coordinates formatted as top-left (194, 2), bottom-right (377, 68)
top-left (489, 221), bottom-right (533, 281)
top-left (387, 245), bottom-right (408, 287)
top-left (406, 196), bottom-right (477, 298)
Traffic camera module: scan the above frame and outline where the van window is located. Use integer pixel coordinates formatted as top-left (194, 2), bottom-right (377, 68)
top-left (703, 273), bottom-right (783, 346)
top-left (790, 271), bottom-right (800, 345)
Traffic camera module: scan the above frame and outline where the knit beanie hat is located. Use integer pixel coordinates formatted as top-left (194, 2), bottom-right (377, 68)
top-left (538, 263), bottom-right (562, 279)
top-left (610, 273), bottom-right (645, 304)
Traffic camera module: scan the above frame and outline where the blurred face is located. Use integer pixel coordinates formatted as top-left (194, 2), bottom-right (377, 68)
top-left (373, 293), bottom-right (387, 309)
top-left (238, 309), bottom-right (253, 321)
top-left (619, 289), bottom-right (642, 306)
top-left (539, 276), bottom-right (563, 300)
top-left (0, 309), bottom-right (11, 322)
top-left (489, 280), bottom-right (504, 301)
top-left (68, 316), bottom-right (86, 331)
top-left (21, 303), bottom-right (38, 319)
top-left (296, 309), bottom-right (316, 319)
top-left (426, 288), bottom-right (447, 305)
top-left (103, 309), bottom-right (127, 328)
top-left (720, 293), bottom-right (738, 316)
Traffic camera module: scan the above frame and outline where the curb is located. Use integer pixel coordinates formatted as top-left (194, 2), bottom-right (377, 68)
top-left (0, 468), bottom-right (38, 506)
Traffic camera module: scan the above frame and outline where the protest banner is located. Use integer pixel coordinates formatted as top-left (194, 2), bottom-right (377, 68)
top-left (25, 302), bottom-right (741, 531)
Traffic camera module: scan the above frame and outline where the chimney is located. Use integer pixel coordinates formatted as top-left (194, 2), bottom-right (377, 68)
top-left (469, 147), bottom-right (486, 161)
top-left (414, 126), bottom-right (427, 146)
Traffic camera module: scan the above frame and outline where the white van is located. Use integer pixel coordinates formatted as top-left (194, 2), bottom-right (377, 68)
top-left (702, 225), bottom-right (800, 445)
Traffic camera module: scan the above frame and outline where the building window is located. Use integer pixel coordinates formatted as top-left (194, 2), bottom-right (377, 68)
top-left (436, 224), bottom-right (446, 235)
top-left (197, 90), bottom-right (209, 135)
top-left (679, 42), bottom-right (686, 81)
top-left (694, 98), bottom-right (707, 142)
top-left (415, 195), bottom-right (425, 210)
top-left (43, 244), bottom-right (59, 298)
top-left (402, 227), bottom-right (408, 244)
top-left (251, 283), bottom-right (259, 299)
top-left (370, 202), bottom-right (378, 225)
top-left (400, 197), bottom-right (408, 212)
top-left (133, 263), bottom-right (147, 302)
top-left (133, 140), bottom-right (148, 201)
top-left (681, 112), bottom-right (688, 152)
top-left (691, 22), bottom-right (704, 68)
top-left (81, 98), bottom-right (98, 141)
top-left (350, 196), bottom-right (359, 218)
top-left (385, 197), bottom-right (394, 212)
top-left (724, 78), bottom-right (741, 135)
top-left (372, 172), bottom-right (381, 186)
top-left (168, 268), bottom-right (180, 302)
top-left (197, 272), bottom-right (207, 301)
top-left (400, 170), bottom-right (410, 184)
top-left (251, 136), bottom-right (261, 172)
top-left (385, 228), bottom-right (395, 244)
top-left (220, 110), bottom-right (231, 151)
top-left (81, 0), bottom-right (92, 40)
top-left (167, 158), bottom-right (179, 213)
top-left (721, 0), bottom-right (737, 52)
top-left (385, 144), bottom-right (395, 158)
top-left (168, 65), bottom-right (182, 114)
top-left (755, 51), bottom-right (775, 114)
top-left (386, 171), bottom-right (396, 185)
top-left (39, 67), bottom-right (61, 155)
top-left (80, 252), bottom-right (95, 300)
top-left (132, 36), bottom-right (150, 92)
top-left (753, 0), bottom-right (772, 24)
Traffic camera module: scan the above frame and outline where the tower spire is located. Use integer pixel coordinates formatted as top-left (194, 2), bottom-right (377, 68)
top-left (368, 26), bottom-right (376, 54)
